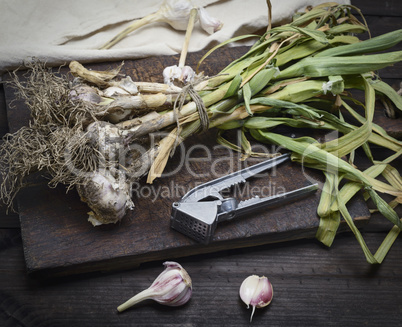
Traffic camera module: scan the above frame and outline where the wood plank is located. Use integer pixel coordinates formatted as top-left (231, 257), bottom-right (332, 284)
top-left (352, 0), bottom-right (402, 17)
top-left (0, 230), bottom-right (401, 326)
top-left (0, 89), bottom-right (20, 227)
top-left (355, 16), bottom-right (402, 80)
top-left (0, 214), bottom-right (20, 229)
top-left (0, 86), bottom-right (8, 136)
top-left (2, 47), bottom-right (374, 277)
top-left (16, 134), bottom-right (370, 277)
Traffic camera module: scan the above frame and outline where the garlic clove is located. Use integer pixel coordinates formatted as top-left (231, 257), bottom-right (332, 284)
top-left (163, 65), bottom-right (182, 85)
top-left (179, 65), bottom-right (196, 84)
top-left (239, 275), bottom-right (273, 322)
top-left (198, 7), bottom-right (223, 34)
top-left (117, 261), bottom-right (192, 312)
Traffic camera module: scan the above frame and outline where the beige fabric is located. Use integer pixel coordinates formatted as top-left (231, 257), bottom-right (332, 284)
top-left (0, 0), bottom-right (350, 76)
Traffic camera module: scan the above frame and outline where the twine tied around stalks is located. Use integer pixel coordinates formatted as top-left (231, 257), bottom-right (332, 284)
top-left (173, 83), bottom-right (209, 134)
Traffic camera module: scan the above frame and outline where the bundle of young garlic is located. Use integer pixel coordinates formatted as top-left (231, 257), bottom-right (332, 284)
top-left (1, 3), bottom-right (401, 262)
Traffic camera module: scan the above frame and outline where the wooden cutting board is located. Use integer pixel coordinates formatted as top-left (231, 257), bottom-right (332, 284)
top-left (3, 47), bottom-right (372, 277)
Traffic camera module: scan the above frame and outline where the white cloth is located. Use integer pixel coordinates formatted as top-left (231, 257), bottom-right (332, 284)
top-left (0, 0), bottom-right (350, 76)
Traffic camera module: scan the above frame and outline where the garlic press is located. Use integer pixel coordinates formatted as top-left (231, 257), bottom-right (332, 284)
top-left (170, 153), bottom-right (318, 244)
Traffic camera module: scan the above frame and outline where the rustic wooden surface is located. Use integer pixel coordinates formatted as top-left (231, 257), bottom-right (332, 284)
top-left (3, 47), bottom-right (370, 277)
top-left (0, 0), bottom-right (401, 326)
top-left (15, 141), bottom-right (370, 277)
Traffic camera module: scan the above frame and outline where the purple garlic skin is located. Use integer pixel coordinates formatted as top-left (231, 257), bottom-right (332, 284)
top-left (149, 261), bottom-right (192, 306)
top-left (239, 275), bottom-right (273, 322)
top-left (117, 261), bottom-right (192, 312)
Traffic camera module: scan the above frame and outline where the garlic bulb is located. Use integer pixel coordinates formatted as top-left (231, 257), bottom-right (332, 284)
top-left (100, 0), bottom-right (223, 49)
top-left (76, 121), bottom-right (135, 226)
top-left (85, 121), bottom-right (123, 162)
top-left (69, 84), bottom-right (103, 105)
top-left (159, 0), bottom-right (197, 31)
top-left (159, 0), bottom-right (223, 34)
top-left (239, 275), bottom-right (273, 322)
top-left (163, 64), bottom-right (196, 85)
top-left (117, 261), bottom-right (192, 312)
top-left (77, 170), bottom-right (134, 226)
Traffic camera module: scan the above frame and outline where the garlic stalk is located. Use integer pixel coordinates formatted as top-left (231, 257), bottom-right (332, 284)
top-left (163, 7), bottom-right (198, 86)
top-left (117, 261), bottom-right (192, 312)
top-left (70, 61), bottom-right (183, 94)
top-left (100, 0), bottom-right (223, 50)
top-left (239, 275), bottom-right (273, 322)
top-left (179, 7), bottom-right (198, 68)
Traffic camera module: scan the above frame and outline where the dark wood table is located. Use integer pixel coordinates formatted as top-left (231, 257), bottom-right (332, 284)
top-left (1, 1), bottom-right (401, 326)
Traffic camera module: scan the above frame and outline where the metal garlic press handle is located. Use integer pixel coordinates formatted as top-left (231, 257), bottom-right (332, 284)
top-left (214, 183), bottom-right (319, 223)
top-left (179, 153), bottom-right (291, 203)
top-left (233, 183), bottom-right (319, 218)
